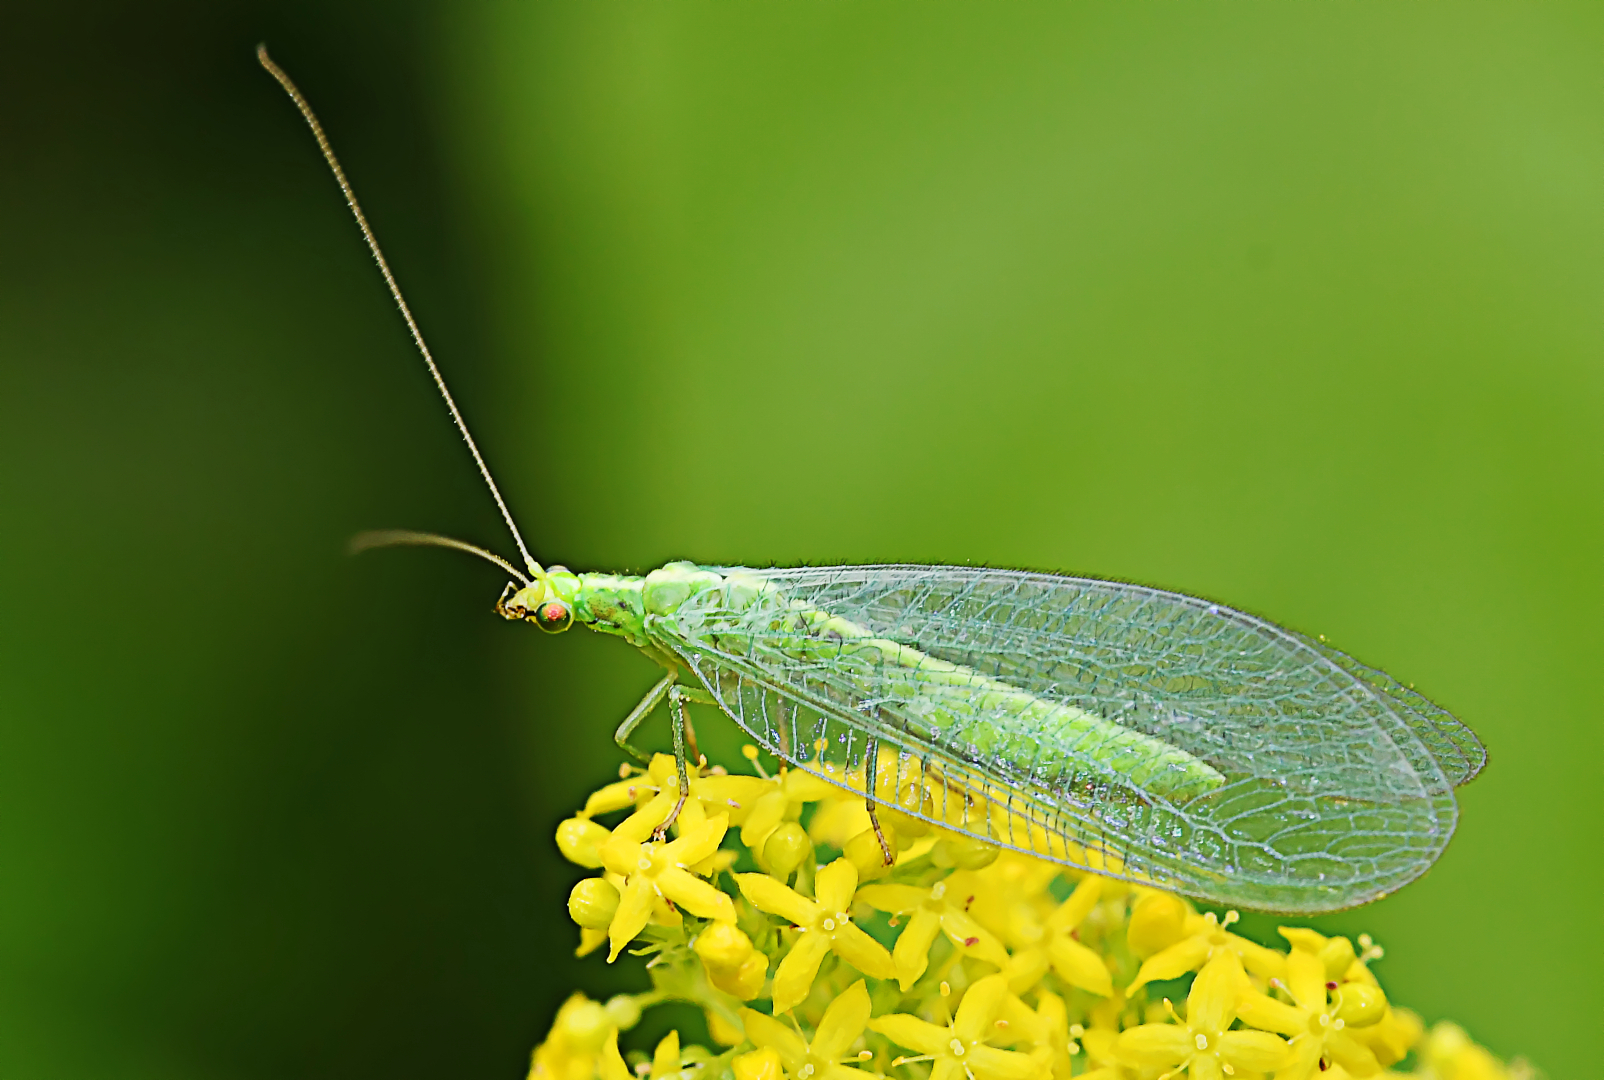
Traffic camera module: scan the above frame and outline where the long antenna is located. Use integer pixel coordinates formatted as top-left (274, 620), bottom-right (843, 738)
top-left (257, 45), bottom-right (541, 577)
top-left (350, 530), bottom-right (531, 586)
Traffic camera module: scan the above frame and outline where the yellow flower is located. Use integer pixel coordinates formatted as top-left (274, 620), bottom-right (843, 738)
top-left (1421, 1022), bottom-right (1519, 1080)
top-left (741, 978), bottom-right (875, 1080)
top-left (1235, 941), bottom-right (1388, 1078)
top-left (735, 858), bottom-right (896, 1012)
top-left (956, 854), bottom-right (1064, 994)
top-left (868, 972), bottom-right (1040, 1080)
top-left (533, 747), bottom-right (1523, 1080)
top-left (1039, 876), bottom-right (1112, 996)
top-left (598, 800), bottom-right (735, 962)
top-left (964, 852), bottom-right (1061, 940)
top-left (1126, 909), bottom-right (1286, 994)
top-left (1116, 951), bottom-right (1294, 1080)
top-left (994, 987), bottom-right (1074, 1079)
top-left (855, 871), bottom-right (1011, 989)
top-left (529, 994), bottom-right (630, 1080)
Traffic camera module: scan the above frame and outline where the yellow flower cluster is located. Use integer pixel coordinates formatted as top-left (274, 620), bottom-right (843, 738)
top-left (534, 749), bottom-right (1533, 1080)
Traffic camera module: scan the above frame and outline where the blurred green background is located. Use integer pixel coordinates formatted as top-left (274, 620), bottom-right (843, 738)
top-left (1, 1), bottom-right (1598, 1077)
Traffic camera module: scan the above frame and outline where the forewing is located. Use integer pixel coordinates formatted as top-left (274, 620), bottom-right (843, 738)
top-left (651, 565), bottom-right (1480, 913)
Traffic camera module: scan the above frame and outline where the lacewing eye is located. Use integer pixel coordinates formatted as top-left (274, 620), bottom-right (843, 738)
top-left (535, 599), bottom-right (574, 633)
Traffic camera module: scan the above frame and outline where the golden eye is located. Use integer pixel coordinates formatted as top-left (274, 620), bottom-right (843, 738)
top-left (534, 599), bottom-right (574, 633)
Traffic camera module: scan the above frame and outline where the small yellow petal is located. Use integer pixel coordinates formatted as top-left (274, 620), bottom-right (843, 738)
top-left (664, 814), bottom-right (728, 867)
top-left (1278, 927), bottom-right (1327, 953)
top-left (1046, 876), bottom-right (1102, 932)
top-left (1220, 1030), bottom-right (1295, 1073)
top-left (953, 973), bottom-right (1010, 1041)
top-left (1351, 1007), bottom-right (1423, 1067)
top-left (891, 908), bottom-right (943, 989)
top-left (941, 909), bottom-right (1012, 968)
top-left (1286, 948), bottom-right (1328, 1012)
top-left (1116, 1024), bottom-right (1192, 1068)
top-left (606, 877), bottom-right (656, 962)
top-left (1326, 1031), bottom-right (1382, 1077)
top-left (731, 1047), bottom-right (783, 1080)
top-left (965, 1044), bottom-right (1041, 1080)
top-left (812, 979), bottom-right (872, 1061)
top-left (1002, 946), bottom-right (1051, 996)
top-left (772, 930), bottom-right (832, 1013)
top-left (649, 1031), bottom-right (681, 1080)
top-left (782, 768), bottom-right (838, 801)
top-left (1235, 992), bottom-right (1305, 1038)
top-left (868, 1013), bottom-right (950, 1057)
top-left (740, 1008), bottom-right (808, 1071)
top-left (707, 1009), bottom-right (746, 1048)
top-left (855, 883), bottom-right (928, 915)
top-left (831, 921), bottom-right (898, 981)
top-left (814, 858), bottom-right (860, 911)
top-left (734, 872), bottom-right (819, 927)
top-left (598, 1030), bottom-right (630, 1080)
top-left (656, 866), bottom-right (735, 921)
top-left (584, 778), bottom-right (647, 817)
top-left (1128, 933), bottom-right (1210, 991)
top-left (1188, 951), bottom-right (1247, 1035)
top-left (1047, 934), bottom-right (1112, 997)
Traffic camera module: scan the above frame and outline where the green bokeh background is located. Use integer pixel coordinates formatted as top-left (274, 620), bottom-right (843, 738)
top-left (2, 2), bottom-right (1598, 1077)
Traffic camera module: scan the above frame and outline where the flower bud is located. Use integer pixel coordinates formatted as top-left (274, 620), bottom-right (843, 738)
top-left (732, 1046), bottom-right (782, 1080)
top-left (710, 950), bottom-right (769, 1000)
top-left (603, 993), bottom-right (642, 1031)
top-left (556, 817), bottom-right (611, 869)
top-left (934, 835), bottom-right (999, 870)
top-left (882, 807), bottom-right (930, 838)
top-left (1127, 891), bottom-right (1188, 958)
top-left (567, 877), bottom-right (620, 929)
top-left (762, 822), bottom-right (811, 879)
top-left (844, 820), bottom-right (898, 880)
top-left (1333, 982), bottom-right (1388, 1027)
top-left (694, 921), bottom-right (754, 969)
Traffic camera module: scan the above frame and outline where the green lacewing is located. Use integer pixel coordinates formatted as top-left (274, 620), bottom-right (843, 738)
top-left (260, 47), bottom-right (1484, 915)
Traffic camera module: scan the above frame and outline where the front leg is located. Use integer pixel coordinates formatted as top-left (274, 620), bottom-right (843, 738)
top-left (655, 685), bottom-right (696, 841)
top-left (613, 671), bottom-right (676, 765)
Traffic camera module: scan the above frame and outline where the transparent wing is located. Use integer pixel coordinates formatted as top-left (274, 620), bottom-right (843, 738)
top-left (650, 564), bottom-right (1482, 914)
